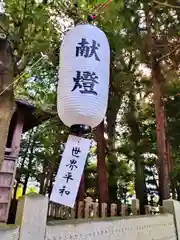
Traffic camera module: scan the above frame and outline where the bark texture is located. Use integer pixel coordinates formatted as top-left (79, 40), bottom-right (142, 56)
top-left (95, 121), bottom-right (109, 203)
top-left (152, 61), bottom-right (170, 202)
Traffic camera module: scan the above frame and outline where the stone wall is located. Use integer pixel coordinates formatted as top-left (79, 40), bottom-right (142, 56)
top-left (0, 225), bottom-right (19, 240)
top-left (46, 214), bottom-right (176, 240)
top-left (0, 194), bottom-right (180, 240)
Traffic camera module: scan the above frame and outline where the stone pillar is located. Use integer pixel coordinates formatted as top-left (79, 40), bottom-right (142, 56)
top-left (163, 199), bottom-right (180, 240)
top-left (15, 193), bottom-right (48, 240)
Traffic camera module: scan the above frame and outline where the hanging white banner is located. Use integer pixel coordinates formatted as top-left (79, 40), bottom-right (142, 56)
top-left (50, 134), bottom-right (91, 208)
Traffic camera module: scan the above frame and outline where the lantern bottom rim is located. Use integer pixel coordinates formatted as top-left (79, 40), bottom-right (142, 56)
top-left (70, 124), bottom-right (91, 136)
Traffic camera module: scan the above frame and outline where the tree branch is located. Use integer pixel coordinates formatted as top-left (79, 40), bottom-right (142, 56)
top-left (157, 43), bottom-right (180, 62)
top-left (13, 55), bottom-right (29, 76)
top-left (153, 0), bottom-right (180, 9)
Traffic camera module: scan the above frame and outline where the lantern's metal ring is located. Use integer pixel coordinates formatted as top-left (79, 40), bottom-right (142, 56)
top-left (70, 124), bottom-right (91, 136)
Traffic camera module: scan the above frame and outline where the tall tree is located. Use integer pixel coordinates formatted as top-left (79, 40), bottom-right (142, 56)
top-left (0, 0), bottom-right (59, 166)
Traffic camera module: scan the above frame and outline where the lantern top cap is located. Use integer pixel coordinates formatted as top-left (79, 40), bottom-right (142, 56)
top-left (65, 23), bottom-right (108, 41)
top-left (74, 23), bottom-right (101, 29)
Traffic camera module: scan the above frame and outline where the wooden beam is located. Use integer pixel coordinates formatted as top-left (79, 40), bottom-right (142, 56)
top-left (11, 111), bottom-right (24, 157)
top-left (0, 110), bottom-right (24, 222)
top-left (0, 155), bottom-right (16, 222)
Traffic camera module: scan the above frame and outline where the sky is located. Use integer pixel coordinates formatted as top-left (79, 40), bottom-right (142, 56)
top-left (0, 0), bottom-right (4, 13)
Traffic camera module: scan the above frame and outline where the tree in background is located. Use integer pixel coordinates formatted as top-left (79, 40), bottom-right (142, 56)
top-left (0, 0), bottom-right (61, 167)
top-left (2, 0), bottom-right (180, 213)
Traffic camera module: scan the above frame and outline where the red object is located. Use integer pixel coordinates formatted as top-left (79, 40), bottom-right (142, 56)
top-left (87, 0), bottom-right (113, 22)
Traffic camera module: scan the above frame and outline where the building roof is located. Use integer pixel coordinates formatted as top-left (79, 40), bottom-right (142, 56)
top-left (15, 98), bottom-right (56, 132)
top-left (6, 98), bottom-right (57, 149)
top-left (16, 99), bottom-right (34, 109)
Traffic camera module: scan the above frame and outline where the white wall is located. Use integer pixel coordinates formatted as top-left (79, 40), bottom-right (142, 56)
top-left (0, 226), bottom-right (19, 240)
top-left (0, 194), bottom-right (180, 240)
top-left (46, 214), bottom-right (176, 240)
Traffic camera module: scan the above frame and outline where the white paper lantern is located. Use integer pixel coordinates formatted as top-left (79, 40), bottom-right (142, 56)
top-left (57, 24), bottom-right (110, 129)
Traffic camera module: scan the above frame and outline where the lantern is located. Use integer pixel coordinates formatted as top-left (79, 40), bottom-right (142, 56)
top-left (57, 24), bottom-right (110, 132)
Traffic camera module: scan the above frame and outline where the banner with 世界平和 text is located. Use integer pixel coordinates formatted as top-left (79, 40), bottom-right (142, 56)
top-left (50, 135), bottom-right (91, 208)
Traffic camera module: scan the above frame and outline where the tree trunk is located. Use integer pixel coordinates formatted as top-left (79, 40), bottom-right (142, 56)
top-left (145, 7), bottom-right (171, 202)
top-left (23, 134), bottom-right (36, 195)
top-left (176, 185), bottom-right (180, 201)
top-left (43, 158), bottom-right (57, 196)
top-left (13, 130), bottom-right (33, 199)
top-left (152, 60), bottom-right (170, 202)
top-left (48, 175), bottom-right (53, 198)
top-left (0, 37), bottom-right (14, 168)
top-left (127, 89), bottom-right (148, 214)
top-left (134, 155), bottom-right (148, 214)
top-left (39, 160), bottom-right (46, 195)
top-left (95, 121), bottom-right (109, 203)
top-left (23, 173), bottom-right (29, 195)
top-left (75, 175), bottom-right (85, 218)
top-left (107, 154), bottom-right (118, 202)
top-left (171, 180), bottom-right (176, 200)
top-left (76, 175), bottom-right (85, 201)
top-left (39, 172), bottom-right (45, 195)
top-left (106, 107), bottom-right (118, 202)
top-left (130, 123), bottom-right (148, 214)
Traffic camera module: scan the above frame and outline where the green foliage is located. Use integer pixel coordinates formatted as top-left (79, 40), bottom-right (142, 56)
top-left (4, 0), bottom-right (57, 57)
top-left (3, 0), bottom-right (180, 205)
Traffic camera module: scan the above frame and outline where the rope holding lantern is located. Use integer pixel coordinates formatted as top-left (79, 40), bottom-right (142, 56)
top-left (87, 0), bottom-right (113, 23)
